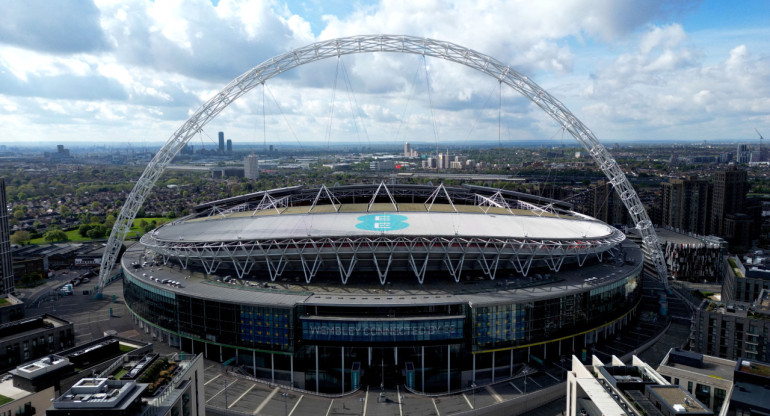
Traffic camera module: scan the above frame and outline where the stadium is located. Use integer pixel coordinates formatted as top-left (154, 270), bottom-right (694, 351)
top-left (121, 182), bottom-right (643, 394)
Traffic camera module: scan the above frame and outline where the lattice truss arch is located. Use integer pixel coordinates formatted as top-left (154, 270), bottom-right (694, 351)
top-left (98, 34), bottom-right (668, 294)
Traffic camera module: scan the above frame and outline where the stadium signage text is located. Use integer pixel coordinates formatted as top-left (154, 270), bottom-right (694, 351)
top-left (302, 318), bottom-right (463, 342)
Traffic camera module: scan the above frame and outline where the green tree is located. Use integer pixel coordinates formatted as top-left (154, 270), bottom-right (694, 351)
top-left (10, 230), bottom-right (31, 244)
top-left (60, 205), bottom-right (72, 217)
top-left (78, 224), bottom-right (93, 237)
top-left (43, 229), bottom-right (68, 242)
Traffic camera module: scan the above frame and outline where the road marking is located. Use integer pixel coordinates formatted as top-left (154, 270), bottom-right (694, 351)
top-left (397, 385), bottom-right (403, 416)
top-left (288, 395), bottom-right (303, 416)
top-left (486, 385), bottom-right (503, 403)
top-left (204, 374), bottom-right (221, 386)
top-left (462, 393), bottom-right (473, 409)
top-left (205, 379), bottom-right (238, 403)
top-left (324, 399), bottom-right (334, 416)
top-left (363, 387), bottom-right (368, 416)
top-left (510, 381), bottom-right (522, 394)
top-left (252, 386), bottom-right (279, 415)
top-left (228, 383), bottom-right (255, 408)
top-left (528, 377), bottom-right (542, 388)
top-left (432, 398), bottom-right (441, 415)
top-left (547, 371), bottom-right (560, 382)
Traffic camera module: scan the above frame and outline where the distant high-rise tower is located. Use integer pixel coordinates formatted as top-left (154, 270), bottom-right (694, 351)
top-left (226, 139), bottom-right (232, 153)
top-left (244, 154), bottom-right (259, 180)
top-left (711, 166), bottom-right (747, 237)
top-left (661, 176), bottom-right (711, 235)
top-left (218, 132), bottom-right (225, 153)
top-left (737, 144), bottom-right (751, 164)
top-left (0, 178), bottom-right (14, 296)
top-left (404, 142), bottom-right (411, 157)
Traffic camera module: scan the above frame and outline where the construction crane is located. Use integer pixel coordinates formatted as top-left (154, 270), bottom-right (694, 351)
top-left (757, 128), bottom-right (765, 162)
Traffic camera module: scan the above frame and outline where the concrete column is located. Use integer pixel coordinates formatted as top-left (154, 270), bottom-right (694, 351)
top-left (271, 352), bottom-right (275, 382)
top-left (290, 355), bottom-right (294, 387)
top-left (315, 345), bottom-right (319, 394)
top-left (253, 350), bottom-right (256, 377)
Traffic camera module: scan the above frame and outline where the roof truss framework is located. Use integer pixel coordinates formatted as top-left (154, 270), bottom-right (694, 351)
top-left (139, 229), bottom-right (626, 285)
top-left (99, 35), bottom-right (669, 294)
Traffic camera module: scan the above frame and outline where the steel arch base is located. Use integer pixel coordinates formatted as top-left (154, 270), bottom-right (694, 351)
top-left (97, 34), bottom-right (668, 294)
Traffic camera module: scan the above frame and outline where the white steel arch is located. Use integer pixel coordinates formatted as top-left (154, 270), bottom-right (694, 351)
top-left (97, 34), bottom-right (668, 295)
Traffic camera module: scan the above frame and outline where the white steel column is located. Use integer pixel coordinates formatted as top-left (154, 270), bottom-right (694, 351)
top-left (422, 346), bottom-right (425, 392)
top-left (492, 351), bottom-right (495, 382)
top-left (342, 347), bottom-right (345, 394)
top-left (447, 345), bottom-right (451, 393)
top-left (472, 354), bottom-right (476, 384)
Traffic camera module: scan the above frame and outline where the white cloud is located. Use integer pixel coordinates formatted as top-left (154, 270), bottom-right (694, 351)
top-left (0, 0), bottom-right (768, 144)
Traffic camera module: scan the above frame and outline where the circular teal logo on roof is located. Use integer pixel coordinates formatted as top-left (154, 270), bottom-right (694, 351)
top-left (356, 214), bottom-right (409, 232)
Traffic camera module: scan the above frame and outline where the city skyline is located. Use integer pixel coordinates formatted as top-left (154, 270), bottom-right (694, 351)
top-left (0, 0), bottom-right (768, 146)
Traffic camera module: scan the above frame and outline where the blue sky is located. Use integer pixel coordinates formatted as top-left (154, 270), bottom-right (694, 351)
top-left (0, 0), bottom-right (767, 146)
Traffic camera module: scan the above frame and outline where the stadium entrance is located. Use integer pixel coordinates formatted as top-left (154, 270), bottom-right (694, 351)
top-left (366, 347), bottom-right (401, 389)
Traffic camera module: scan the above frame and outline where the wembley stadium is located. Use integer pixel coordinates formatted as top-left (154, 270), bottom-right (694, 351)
top-left (121, 182), bottom-right (643, 394)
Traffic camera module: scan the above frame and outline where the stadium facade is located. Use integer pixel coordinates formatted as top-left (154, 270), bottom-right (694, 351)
top-left (122, 183), bottom-right (643, 393)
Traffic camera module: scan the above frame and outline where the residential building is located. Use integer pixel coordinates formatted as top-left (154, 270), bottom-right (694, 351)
top-left (691, 292), bottom-right (770, 363)
top-left (218, 131), bottom-right (225, 153)
top-left (656, 348), bottom-right (734, 414)
top-left (661, 176), bottom-right (711, 235)
top-left (1, 177), bottom-right (13, 296)
top-left (567, 354), bottom-right (712, 416)
top-left (46, 353), bottom-right (205, 416)
top-left (244, 154), bottom-right (259, 180)
top-left (0, 314), bottom-right (75, 373)
top-left (710, 167), bottom-right (747, 241)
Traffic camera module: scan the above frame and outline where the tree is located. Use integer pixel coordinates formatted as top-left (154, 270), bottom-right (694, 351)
top-left (78, 224), bottom-right (93, 237)
top-left (43, 229), bottom-right (68, 242)
top-left (10, 230), bottom-right (31, 245)
top-left (60, 205), bottom-right (72, 217)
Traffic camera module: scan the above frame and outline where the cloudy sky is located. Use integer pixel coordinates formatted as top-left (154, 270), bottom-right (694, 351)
top-left (0, 0), bottom-right (768, 148)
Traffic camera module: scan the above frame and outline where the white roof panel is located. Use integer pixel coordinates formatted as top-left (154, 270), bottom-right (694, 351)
top-left (155, 211), bottom-right (614, 242)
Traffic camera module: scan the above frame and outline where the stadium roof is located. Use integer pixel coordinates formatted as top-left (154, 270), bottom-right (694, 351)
top-left (153, 210), bottom-right (614, 242)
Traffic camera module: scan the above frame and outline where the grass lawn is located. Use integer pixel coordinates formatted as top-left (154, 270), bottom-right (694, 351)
top-left (119, 343), bottom-right (137, 353)
top-left (28, 217), bottom-right (170, 244)
top-left (113, 367), bottom-right (129, 380)
top-left (0, 298), bottom-right (9, 307)
top-left (0, 395), bottom-right (13, 406)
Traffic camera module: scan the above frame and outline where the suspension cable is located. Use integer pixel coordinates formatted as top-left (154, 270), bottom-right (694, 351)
top-left (394, 56), bottom-right (423, 145)
top-left (340, 59), bottom-right (370, 147)
top-left (325, 56), bottom-right (341, 149)
top-left (422, 55), bottom-right (440, 155)
top-left (264, 83), bottom-right (304, 152)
